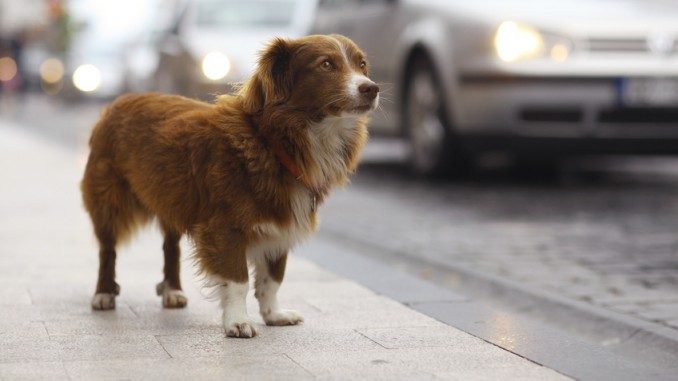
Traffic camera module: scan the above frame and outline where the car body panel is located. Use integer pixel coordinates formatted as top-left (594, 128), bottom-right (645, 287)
top-left (312, 0), bottom-right (678, 152)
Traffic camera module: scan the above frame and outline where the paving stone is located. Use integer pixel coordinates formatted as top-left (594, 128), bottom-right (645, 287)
top-left (0, 321), bottom-right (49, 339)
top-left (44, 314), bottom-right (221, 337)
top-left (288, 347), bottom-right (567, 380)
top-left (0, 337), bottom-right (63, 363)
top-left (53, 335), bottom-right (170, 361)
top-left (357, 326), bottom-right (483, 349)
top-left (0, 304), bottom-right (137, 324)
top-left (158, 327), bottom-right (382, 358)
top-left (314, 370), bottom-right (438, 380)
top-left (0, 362), bottom-right (68, 380)
top-left (64, 356), bottom-right (311, 381)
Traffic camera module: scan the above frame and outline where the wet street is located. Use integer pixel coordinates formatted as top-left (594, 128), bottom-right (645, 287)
top-left (3, 93), bottom-right (678, 361)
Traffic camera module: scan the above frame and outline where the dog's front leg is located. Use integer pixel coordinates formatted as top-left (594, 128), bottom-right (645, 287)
top-left (255, 253), bottom-right (304, 326)
top-left (196, 228), bottom-right (257, 338)
top-left (218, 278), bottom-right (255, 338)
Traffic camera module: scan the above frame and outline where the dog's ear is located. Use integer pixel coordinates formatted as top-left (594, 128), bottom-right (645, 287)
top-left (240, 38), bottom-right (294, 114)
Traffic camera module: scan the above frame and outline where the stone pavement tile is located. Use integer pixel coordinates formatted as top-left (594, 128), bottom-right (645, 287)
top-left (356, 326), bottom-right (484, 349)
top-left (667, 320), bottom-right (678, 329)
top-left (314, 370), bottom-right (438, 381)
top-left (0, 361), bottom-right (68, 380)
top-left (304, 292), bottom-right (441, 313)
top-left (288, 347), bottom-right (568, 380)
top-left (0, 304), bottom-right (137, 325)
top-left (49, 335), bottom-right (169, 362)
top-left (157, 327), bottom-right (382, 358)
top-left (0, 321), bottom-right (49, 339)
top-left (303, 304), bottom-right (444, 330)
top-left (44, 308), bottom-right (223, 337)
top-left (272, 279), bottom-right (380, 301)
top-left (434, 366), bottom-right (566, 381)
top-left (301, 295), bottom-right (445, 330)
top-left (0, 337), bottom-right (63, 363)
top-left (64, 356), bottom-right (312, 381)
top-left (283, 255), bottom-right (344, 282)
top-left (28, 281), bottom-right (98, 306)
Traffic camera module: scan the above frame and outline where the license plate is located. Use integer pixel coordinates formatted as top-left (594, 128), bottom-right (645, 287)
top-left (618, 78), bottom-right (678, 106)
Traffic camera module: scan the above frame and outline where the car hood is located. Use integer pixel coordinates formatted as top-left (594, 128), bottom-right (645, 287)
top-left (183, 28), bottom-right (302, 79)
top-left (416, 0), bottom-right (678, 37)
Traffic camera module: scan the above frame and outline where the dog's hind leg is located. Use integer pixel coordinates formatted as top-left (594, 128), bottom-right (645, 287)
top-left (156, 223), bottom-right (187, 308)
top-left (82, 158), bottom-right (146, 310)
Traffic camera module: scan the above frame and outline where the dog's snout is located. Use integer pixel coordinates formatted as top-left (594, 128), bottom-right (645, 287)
top-left (358, 82), bottom-right (380, 100)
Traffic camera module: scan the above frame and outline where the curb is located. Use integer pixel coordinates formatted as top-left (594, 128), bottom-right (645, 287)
top-left (301, 230), bottom-right (678, 381)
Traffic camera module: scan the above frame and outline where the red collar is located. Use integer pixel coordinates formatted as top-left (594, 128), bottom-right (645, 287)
top-left (262, 133), bottom-right (326, 211)
top-left (263, 135), bottom-right (305, 185)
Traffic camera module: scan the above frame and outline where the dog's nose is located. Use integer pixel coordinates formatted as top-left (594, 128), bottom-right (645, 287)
top-left (358, 82), bottom-right (380, 100)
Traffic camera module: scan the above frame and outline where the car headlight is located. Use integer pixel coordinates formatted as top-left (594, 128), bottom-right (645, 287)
top-left (494, 21), bottom-right (545, 62)
top-left (201, 51), bottom-right (231, 81)
top-left (72, 64), bottom-right (101, 92)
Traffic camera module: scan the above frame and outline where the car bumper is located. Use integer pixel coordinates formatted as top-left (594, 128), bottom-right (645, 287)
top-left (461, 135), bottom-right (678, 155)
top-left (453, 74), bottom-right (678, 142)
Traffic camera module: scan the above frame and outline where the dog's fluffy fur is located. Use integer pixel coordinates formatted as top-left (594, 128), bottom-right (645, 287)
top-left (81, 34), bottom-right (378, 337)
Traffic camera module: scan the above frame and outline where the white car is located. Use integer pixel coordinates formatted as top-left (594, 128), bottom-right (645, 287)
top-left (314, 0), bottom-right (678, 175)
top-left (151, 0), bottom-right (317, 99)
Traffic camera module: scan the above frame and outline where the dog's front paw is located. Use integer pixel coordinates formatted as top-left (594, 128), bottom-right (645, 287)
top-left (224, 318), bottom-right (258, 338)
top-left (156, 281), bottom-right (187, 309)
top-left (91, 293), bottom-right (116, 310)
top-left (263, 309), bottom-right (304, 326)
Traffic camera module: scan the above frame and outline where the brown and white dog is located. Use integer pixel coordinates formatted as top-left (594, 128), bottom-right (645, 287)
top-left (81, 35), bottom-right (378, 337)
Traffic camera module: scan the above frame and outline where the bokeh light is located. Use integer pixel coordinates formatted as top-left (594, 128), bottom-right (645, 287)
top-left (550, 44), bottom-right (570, 62)
top-left (0, 57), bottom-right (18, 82)
top-left (40, 58), bottom-right (65, 84)
top-left (72, 64), bottom-right (102, 92)
top-left (202, 51), bottom-right (231, 81)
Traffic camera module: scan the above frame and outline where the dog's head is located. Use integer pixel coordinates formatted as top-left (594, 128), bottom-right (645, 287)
top-left (240, 34), bottom-right (379, 118)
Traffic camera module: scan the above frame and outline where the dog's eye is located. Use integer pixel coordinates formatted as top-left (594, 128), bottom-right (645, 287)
top-left (321, 60), bottom-right (333, 70)
top-left (359, 60), bottom-right (367, 69)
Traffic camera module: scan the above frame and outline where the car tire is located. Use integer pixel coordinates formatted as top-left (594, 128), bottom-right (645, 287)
top-left (404, 54), bottom-right (467, 177)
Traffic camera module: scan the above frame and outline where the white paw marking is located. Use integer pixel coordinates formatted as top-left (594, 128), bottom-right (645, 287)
top-left (224, 318), bottom-right (258, 338)
top-left (209, 279), bottom-right (257, 338)
top-left (91, 293), bottom-right (116, 310)
top-left (156, 281), bottom-right (187, 308)
top-left (263, 309), bottom-right (304, 326)
top-left (162, 289), bottom-right (187, 308)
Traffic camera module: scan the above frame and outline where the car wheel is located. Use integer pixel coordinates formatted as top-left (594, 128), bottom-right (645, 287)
top-left (404, 55), bottom-right (465, 177)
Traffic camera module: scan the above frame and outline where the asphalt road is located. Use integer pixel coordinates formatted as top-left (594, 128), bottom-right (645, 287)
top-left (4, 92), bottom-right (678, 348)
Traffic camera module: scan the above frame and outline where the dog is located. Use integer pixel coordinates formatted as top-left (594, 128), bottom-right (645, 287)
top-left (80, 34), bottom-right (379, 338)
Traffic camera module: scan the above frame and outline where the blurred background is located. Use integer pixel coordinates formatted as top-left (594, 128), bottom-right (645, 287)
top-left (3, 0), bottom-right (678, 362)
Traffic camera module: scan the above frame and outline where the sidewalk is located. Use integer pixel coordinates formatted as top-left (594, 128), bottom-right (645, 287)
top-left (0, 123), bottom-right (568, 380)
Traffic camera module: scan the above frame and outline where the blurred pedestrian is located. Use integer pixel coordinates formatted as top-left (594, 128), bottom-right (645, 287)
top-left (0, 0), bottom-right (49, 92)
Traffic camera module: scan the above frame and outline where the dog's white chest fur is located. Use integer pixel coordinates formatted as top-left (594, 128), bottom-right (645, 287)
top-left (247, 115), bottom-right (358, 259)
top-left (249, 186), bottom-right (316, 259)
top-left (305, 115), bottom-right (360, 187)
